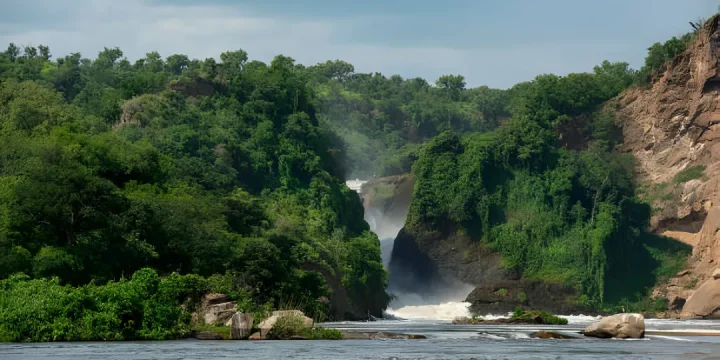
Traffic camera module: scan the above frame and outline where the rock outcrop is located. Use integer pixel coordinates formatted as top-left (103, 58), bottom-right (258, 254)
top-left (192, 293), bottom-right (237, 326)
top-left (583, 313), bottom-right (645, 339)
top-left (613, 15), bottom-right (720, 313)
top-left (230, 312), bottom-right (254, 340)
top-left (534, 331), bottom-right (579, 339)
top-left (680, 268), bottom-right (720, 318)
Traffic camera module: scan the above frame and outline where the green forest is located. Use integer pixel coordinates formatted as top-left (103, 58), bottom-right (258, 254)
top-left (405, 34), bottom-right (695, 309)
top-left (0, 45), bottom-right (390, 341)
top-left (0, 16), bottom-right (700, 341)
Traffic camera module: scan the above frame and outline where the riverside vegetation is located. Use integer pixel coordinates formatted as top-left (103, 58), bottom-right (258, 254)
top-left (0, 16), bottom-right (701, 341)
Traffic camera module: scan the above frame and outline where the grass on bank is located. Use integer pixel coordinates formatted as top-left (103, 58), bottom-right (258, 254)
top-left (192, 323), bottom-right (230, 340)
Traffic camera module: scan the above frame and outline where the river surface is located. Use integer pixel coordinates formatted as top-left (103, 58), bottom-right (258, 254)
top-left (4, 315), bottom-right (720, 359)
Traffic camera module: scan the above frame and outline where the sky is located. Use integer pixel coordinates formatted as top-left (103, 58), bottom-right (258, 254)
top-left (0, 0), bottom-right (717, 88)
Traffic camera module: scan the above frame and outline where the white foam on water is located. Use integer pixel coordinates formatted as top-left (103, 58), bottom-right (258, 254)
top-left (477, 333), bottom-right (506, 340)
top-left (509, 332), bottom-right (531, 339)
top-left (559, 314), bottom-right (602, 324)
top-left (650, 335), bottom-right (696, 342)
top-left (384, 301), bottom-right (471, 320)
top-left (477, 312), bottom-right (513, 320)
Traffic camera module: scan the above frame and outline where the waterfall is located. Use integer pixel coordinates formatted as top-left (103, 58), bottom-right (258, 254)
top-left (347, 179), bottom-right (471, 321)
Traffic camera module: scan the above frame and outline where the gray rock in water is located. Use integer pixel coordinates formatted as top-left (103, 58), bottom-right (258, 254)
top-left (583, 313), bottom-right (645, 339)
top-left (230, 312), bottom-right (254, 340)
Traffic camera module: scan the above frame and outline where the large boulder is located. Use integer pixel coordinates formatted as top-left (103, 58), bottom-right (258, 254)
top-left (258, 310), bottom-right (313, 339)
top-left (681, 273), bottom-right (720, 318)
top-left (192, 293), bottom-right (237, 326)
top-left (583, 313), bottom-right (645, 339)
top-left (230, 312), bottom-right (254, 340)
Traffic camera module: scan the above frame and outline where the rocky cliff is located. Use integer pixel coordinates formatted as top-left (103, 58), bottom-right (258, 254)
top-left (614, 15), bottom-right (720, 318)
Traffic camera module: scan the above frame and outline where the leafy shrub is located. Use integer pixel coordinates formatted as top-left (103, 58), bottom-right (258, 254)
top-left (265, 313), bottom-right (341, 340)
top-left (510, 307), bottom-right (568, 325)
top-left (307, 327), bottom-right (343, 340)
top-left (266, 314), bottom-right (308, 340)
top-left (0, 268), bottom-right (205, 342)
top-left (496, 288), bottom-right (508, 296)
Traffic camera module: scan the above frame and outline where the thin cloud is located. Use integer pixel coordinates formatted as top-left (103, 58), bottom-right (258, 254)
top-left (0, 0), bottom-right (714, 88)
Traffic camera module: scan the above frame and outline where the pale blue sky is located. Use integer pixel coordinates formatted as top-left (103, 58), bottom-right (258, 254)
top-left (1, 0), bottom-right (717, 88)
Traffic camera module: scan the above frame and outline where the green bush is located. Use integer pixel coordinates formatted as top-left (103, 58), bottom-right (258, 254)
top-left (0, 268), bottom-right (205, 342)
top-left (266, 313), bottom-right (341, 340)
top-left (307, 327), bottom-right (343, 340)
top-left (266, 314), bottom-right (308, 340)
top-left (511, 307), bottom-right (568, 325)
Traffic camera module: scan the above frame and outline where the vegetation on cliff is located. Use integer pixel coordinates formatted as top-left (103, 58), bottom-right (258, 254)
top-left (405, 31), bottom-right (696, 309)
top-left (0, 43), bottom-right (390, 340)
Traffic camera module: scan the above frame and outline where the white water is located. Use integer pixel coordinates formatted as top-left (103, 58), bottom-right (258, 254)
top-left (384, 301), bottom-right (471, 320)
top-left (347, 178), bottom-right (480, 321)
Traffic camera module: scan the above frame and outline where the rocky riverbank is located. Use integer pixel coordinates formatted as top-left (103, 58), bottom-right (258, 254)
top-left (190, 293), bottom-right (427, 341)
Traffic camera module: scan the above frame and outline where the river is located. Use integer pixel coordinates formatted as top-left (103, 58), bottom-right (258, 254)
top-left (3, 315), bottom-right (720, 359)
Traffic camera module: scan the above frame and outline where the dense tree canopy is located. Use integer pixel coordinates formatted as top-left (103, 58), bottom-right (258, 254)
top-left (0, 43), bottom-right (389, 325)
top-left (0, 18), bottom-right (702, 340)
top-left (309, 61), bottom-right (509, 179)
top-left (406, 60), bottom-right (689, 308)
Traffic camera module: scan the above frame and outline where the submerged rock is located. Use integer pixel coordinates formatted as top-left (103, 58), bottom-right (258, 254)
top-left (583, 313), bottom-right (645, 339)
top-left (533, 331), bottom-right (579, 339)
top-left (340, 331), bottom-right (426, 340)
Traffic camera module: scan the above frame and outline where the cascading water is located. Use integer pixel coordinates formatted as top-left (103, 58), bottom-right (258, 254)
top-left (346, 178), bottom-right (471, 320)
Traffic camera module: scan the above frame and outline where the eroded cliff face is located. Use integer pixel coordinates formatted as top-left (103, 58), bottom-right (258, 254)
top-left (615, 15), bottom-right (720, 317)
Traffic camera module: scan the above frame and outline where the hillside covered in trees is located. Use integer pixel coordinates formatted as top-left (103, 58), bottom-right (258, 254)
top-left (0, 44), bottom-right (389, 341)
top-left (392, 21), bottom-right (702, 312)
top-left (0, 13), bottom-right (705, 341)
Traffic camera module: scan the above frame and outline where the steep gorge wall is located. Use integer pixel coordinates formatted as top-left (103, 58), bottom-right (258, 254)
top-left (615, 15), bottom-right (720, 317)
